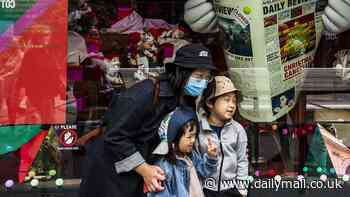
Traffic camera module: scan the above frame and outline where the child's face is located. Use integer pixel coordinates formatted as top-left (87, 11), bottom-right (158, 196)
top-left (209, 92), bottom-right (237, 123)
top-left (178, 124), bottom-right (197, 155)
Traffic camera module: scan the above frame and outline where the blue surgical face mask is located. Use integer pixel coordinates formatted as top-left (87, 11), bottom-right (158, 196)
top-left (184, 77), bottom-right (208, 97)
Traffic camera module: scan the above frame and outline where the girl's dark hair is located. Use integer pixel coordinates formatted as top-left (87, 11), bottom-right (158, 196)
top-left (164, 63), bottom-right (198, 108)
top-left (165, 120), bottom-right (198, 164)
top-left (200, 79), bottom-right (217, 115)
top-left (165, 63), bottom-right (193, 93)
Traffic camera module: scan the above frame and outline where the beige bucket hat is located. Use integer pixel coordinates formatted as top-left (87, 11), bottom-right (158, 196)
top-left (208, 76), bottom-right (239, 100)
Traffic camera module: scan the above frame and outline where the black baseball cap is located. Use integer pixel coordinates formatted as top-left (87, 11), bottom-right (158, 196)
top-left (173, 43), bottom-right (217, 70)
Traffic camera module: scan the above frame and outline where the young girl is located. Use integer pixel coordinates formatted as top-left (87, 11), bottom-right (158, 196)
top-left (149, 106), bottom-right (218, 197)
top-left (197, 76), bottom-right (249, 197)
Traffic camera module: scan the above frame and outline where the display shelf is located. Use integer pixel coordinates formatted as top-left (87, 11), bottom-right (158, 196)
top-left (0, 179), bottom-right (81, 197)
top-left (300, 68), bottom-right (350, 92)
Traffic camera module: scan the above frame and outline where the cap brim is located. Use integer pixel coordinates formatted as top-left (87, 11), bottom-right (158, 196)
top-left (175, 62), bottom-right (217, 70)
top-left (152, 141), bottom-right (169, 155)
top-left (209, 89), bottom-right (240, 100)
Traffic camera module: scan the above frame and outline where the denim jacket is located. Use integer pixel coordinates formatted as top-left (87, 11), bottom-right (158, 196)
top-left (148, 151), bottom-right (218, 197)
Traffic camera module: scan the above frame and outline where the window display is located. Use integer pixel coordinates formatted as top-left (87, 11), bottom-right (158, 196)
top-left (0, 0), bottom-right (349, 197)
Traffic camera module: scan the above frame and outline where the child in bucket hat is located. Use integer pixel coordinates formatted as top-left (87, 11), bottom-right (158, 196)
top-left (149, 106), bottom-right (218, 197)
top-left (197, 76), bottom-right (249, 197)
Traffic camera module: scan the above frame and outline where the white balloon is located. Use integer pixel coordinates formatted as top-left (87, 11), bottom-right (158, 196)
top-left (184, 2), bottom-right (213, 24)
top-left (188, 11), bottom-right (217, 33)
top-left (322, 14), bottom-right (342, 33)
top-left (328, 0), bottom-right (350, 19)
top-left (323, 0), bottom-right (350, 34)
top-left (184, 0), bottom-right (218, 33)
top-left (325, 7), bottom-right (350, 30)
top-left (202, 17), bottom-right (219, 33)
top-left (185, 0), bottom-right (207, 10)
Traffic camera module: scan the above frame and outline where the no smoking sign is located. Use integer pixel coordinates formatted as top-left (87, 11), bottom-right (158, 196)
top-left (59, 129), bottom-right (78, 147)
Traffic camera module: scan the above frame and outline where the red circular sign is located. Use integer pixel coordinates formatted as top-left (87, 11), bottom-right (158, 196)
top-left (59, 129), bottom-right (78, 147)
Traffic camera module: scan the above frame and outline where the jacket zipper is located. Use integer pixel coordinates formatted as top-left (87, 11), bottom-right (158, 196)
top-left (218, 131), bottom-right (224, 192)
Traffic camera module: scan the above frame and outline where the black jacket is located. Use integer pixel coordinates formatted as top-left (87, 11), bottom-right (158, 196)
top-left (79, 79), bottom-right (178, 197)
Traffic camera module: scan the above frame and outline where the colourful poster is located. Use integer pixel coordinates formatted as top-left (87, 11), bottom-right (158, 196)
top-left (0, 0), bottom-right (67, 124)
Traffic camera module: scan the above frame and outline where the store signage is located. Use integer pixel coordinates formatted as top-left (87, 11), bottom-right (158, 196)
top-left (54, 124), bottom-right (79, 150)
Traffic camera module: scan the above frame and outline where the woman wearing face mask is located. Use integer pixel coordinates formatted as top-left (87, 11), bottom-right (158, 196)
top-left (79, 43), bottom-right (216, 197)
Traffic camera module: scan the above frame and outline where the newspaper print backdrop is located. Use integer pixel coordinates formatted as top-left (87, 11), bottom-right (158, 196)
top-left (213, 0), bottom-right (326, 122)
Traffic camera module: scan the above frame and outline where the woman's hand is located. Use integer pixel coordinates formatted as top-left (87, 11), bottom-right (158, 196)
top-left (207, 137), bottom-right (218, 157)
top-left (134, 163), bottom-right (165, 192)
